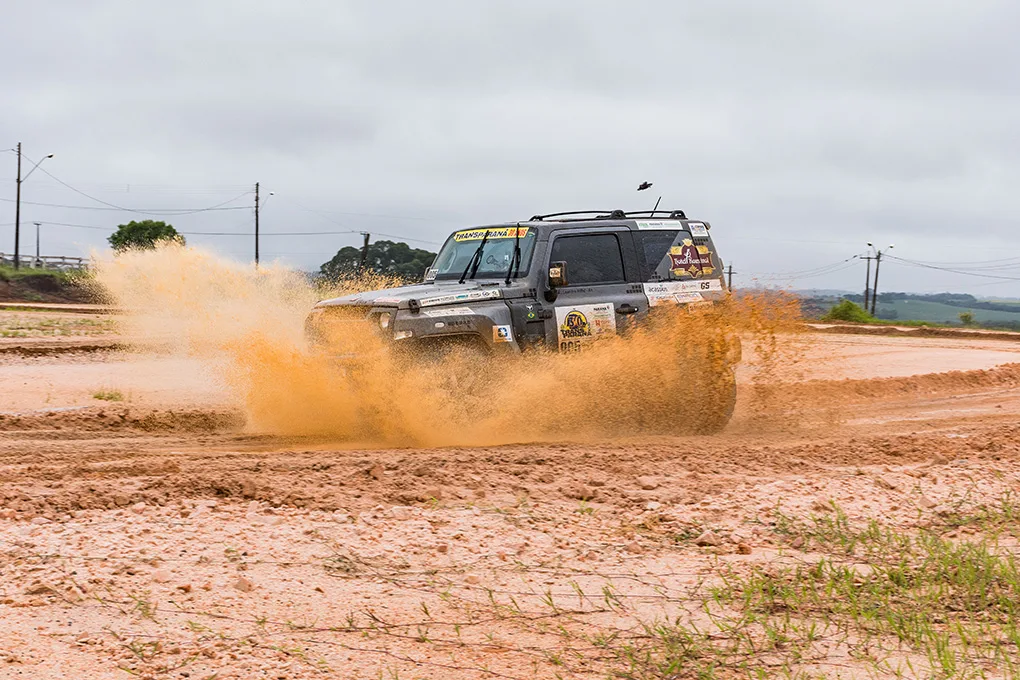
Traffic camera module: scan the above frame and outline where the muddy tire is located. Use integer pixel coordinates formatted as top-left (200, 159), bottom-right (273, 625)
top-left (671, 331), bottom-right (740, 435)
top-left (395, 336), bottom-right (493, 398)
top-left (690, 366), bottom-right (737, 434)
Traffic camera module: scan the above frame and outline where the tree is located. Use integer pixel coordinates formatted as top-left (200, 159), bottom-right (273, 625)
top-left (958, 311), bottom-right (975, 326)
top-left (320, 240), bottom-right (436, 281)
top-left (822, 299), bottom-right (875, 323)
top-left (108, 220), bottom-right (184, 251)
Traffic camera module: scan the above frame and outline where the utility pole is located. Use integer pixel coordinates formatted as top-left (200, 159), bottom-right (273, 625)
top-left (34, 222), bottom-right (41, 265)
top-left (360, 232), bottom-right (370, 270)
top-left (14, 143), bottom-right (21, 269)
top-left (862, 255), bottom-right (873, 310)
top-left (726, 263), bottom-right (736, 290)
top-left (871, 250), bottom-right (882, 316)
top-left (11, 144), bottom-right (53, 270)
top-left (254, 182), bottom-right (260, 266)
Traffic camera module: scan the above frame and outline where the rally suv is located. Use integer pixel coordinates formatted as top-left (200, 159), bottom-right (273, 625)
top-left (305, 209), bottom-right (738, 429)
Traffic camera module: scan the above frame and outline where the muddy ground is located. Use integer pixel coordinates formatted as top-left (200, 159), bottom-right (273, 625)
top-left (3, 311), bottom-right (1020, 679)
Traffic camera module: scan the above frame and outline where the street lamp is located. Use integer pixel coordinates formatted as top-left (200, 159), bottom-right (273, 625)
top-left (33, 222), bottom-right (42, 266)
top-left (12, 143), bottom-right (55, 269)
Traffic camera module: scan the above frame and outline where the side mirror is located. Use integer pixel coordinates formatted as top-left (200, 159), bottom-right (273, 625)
top-left (548, 261), bottom-right (568, 288)
top-left (545, 261), bottom-right (567, 302)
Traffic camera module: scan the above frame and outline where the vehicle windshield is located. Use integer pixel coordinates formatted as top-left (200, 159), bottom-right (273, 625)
top-left (429, 226), bottom-right (537, 281)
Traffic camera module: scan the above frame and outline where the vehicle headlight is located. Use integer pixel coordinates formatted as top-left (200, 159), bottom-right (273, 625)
top-left (379, 313), bottom-right (391, 330)
top-left (393, 330), bottom-right (413, 341)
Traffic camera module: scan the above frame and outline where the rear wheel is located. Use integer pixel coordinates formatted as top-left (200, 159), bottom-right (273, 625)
top-left (664, 313), bottom-right (740, 435)
top-left (690, 365), bottom-right (736, 434)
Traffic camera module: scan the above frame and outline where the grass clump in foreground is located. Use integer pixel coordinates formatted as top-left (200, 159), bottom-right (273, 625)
top-left (85, 499), bottom-right (1020, 679)
top-left (607, 502), bottom-right (1020, 679)
top-left (92, 389), bottom-right (124, 402)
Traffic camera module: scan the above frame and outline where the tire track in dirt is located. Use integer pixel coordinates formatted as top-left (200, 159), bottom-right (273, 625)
top-left (3, 361), bottom-right (1020, 518)
top-left (2, 417), bottom-right (1018, 518)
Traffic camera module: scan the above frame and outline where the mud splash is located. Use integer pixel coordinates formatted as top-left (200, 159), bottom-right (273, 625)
top-left (93, 244), bottom-right (806, 446)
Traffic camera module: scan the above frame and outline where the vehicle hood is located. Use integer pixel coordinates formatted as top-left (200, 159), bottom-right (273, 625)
top-left (315, 280), bottom-right (530, 310)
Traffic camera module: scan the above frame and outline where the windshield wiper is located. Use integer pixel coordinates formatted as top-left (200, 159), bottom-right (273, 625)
top-left (458, 230), bottom-right (490, 284)
top-left (504, 224), bottom-right (522, 285)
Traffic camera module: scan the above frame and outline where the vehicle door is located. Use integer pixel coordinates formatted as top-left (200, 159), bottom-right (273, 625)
top-left (633, 222), bottom-right (726, 307)
top-left (543, 228), bottom-right (647, 352)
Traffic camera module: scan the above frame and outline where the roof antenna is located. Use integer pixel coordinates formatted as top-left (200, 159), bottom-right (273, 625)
top-left (638, 181), bottom-right (660, 213)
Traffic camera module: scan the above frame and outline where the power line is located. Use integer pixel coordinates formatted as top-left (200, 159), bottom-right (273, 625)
top-left (2, 219), bottom-right (442, 244)
top-left (0, 196), bottom-right (251, 213)
top-left (296, 205), bottom-right (438, 223)
top-left (886, 255), bottom-right (1020, 281)
top-left (17, 220), bottom-right (108, 231)
top-left (282, 197), bottom-right (443, 245)
top-left (754, 254), bottom-right (860, 280)
top-left (7, 156), bottom-right (253, 215)
top-left (895, 253), bottom-right (1020, 267)
top-left (0, 177), bottom-right (253, 193)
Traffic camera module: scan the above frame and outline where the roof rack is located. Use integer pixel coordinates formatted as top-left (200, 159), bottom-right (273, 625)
top-left (529, 210), bottom-right (626, 222)
top-left (624, 210), bottom-right (688, 220)
top-left (529, 209), bottom-right (688, 222)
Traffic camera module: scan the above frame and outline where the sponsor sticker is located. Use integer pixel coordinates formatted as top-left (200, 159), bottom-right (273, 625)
top-left (453, 226), bottom-right (529, 242)
top-left (555, 303), bottom-right (616, 352)
top-left (643, 280), bottom-right (720, 306)
top-left (419, 289), bottom-right (502, 308)
top-left (644, 280), bottom-right (722, 295)
top-left (422, 307), bottom-right (475, 317)
top-left (687, 222), bottom-right (709, 237)
top-left (492, 324), bottom-right (513, 343)
top-left (635, 220), bottom-right (683, 230)
top-left (668, 239), bottom-right (715, 278)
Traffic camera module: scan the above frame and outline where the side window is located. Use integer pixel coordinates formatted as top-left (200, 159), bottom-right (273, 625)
top-left (549, 234), bottom-right (625, 285)
top-left (634, 230), bottom-right (679, 281)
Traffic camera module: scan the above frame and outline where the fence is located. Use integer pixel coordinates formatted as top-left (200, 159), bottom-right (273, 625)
top-left (0, 253), bottom-right (89, 271)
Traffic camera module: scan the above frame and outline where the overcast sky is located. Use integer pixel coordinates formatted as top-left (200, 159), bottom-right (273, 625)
top-left (3, 0), bottom-right (1019, 294)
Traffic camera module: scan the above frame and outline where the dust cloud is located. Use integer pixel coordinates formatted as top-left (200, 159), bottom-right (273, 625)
top-left (93, 244), bottom-right (805, 446)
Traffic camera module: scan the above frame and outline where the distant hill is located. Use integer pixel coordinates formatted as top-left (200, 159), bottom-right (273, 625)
top-left (790, 288), bottom-right (857, 297)
top-left (799, 290), bottom-right (1020, 330)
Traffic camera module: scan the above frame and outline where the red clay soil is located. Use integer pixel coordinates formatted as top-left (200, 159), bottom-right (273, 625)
top-left (3, 333), bottom-right (1020, 678)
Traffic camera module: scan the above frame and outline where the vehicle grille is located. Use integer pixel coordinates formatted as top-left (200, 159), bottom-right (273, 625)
top-left (318, 305), bottom-right (372, 321)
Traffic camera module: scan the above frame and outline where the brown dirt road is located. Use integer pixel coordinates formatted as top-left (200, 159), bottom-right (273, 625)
top-left (3, 325), bottom-right (1020, 678)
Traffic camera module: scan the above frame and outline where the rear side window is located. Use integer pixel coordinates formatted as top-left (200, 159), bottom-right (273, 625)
top-left (635, 229), bottom-right (715, 281)
top-left (549, 233), bottom-right (625, 285)
top-left (634, 230), bottom-right (679, 281)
